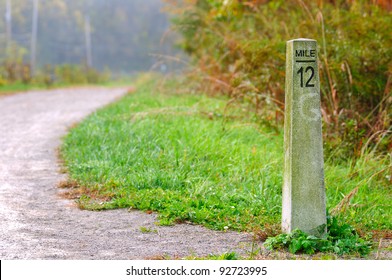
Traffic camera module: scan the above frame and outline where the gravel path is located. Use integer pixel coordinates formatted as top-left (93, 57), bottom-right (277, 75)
top-left (0, 88), bottom-right (252, 260)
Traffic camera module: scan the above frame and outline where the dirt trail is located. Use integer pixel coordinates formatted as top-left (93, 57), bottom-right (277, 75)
top-left (0, 88), bottom-right (252, 260)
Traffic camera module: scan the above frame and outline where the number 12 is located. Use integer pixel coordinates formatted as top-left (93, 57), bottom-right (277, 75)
top-left (297, 66), bottom-right (315, 88)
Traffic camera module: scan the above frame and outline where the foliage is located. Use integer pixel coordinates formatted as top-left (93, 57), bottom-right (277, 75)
top-left (165, 0), bottom-right (392, 159)
top-left (0, 0), bottom-right (175, 72)
top-left (264, 215), bottom-right (373, 256)
top-left (0, 61), bottom-right (110, 92)
top-left (139, 226), bottom-right (158, 234)
top-left (185, 252), bottom-right (239, 260)
top-left (54, 64), bottom-right (110, 84)
top-left (61, 78), bottom-right (391, 237)
top-left (207, 252), bottom-right (239, 260)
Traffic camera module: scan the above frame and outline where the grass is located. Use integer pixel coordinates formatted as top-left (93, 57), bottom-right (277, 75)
top-left (139, 226), bottom-right (158, 234)
top-left (0, 77), bottom-right (132, 97)
top-left (0, 82), bottom-right (44, 96)
top-left (60, 77), bottom-right (391, 243)
top-left (0, 82), bottom-right (86, 96)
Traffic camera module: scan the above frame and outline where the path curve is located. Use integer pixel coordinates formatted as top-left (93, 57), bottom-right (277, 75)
top-left (0, 88), bottom-right (252, 260)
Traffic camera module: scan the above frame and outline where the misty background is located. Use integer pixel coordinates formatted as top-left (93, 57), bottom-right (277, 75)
top-left (0, 0), bottom-right (181, 74)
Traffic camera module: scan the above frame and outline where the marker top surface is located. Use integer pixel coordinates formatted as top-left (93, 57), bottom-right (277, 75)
top-left (287, 38), bottom-right (316, 43)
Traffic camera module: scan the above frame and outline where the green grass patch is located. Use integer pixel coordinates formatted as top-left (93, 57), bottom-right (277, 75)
top-left (0, 75), bottom-right (131, 97)
top-left (62, 80), bottom-right (283, 231)
top-left (139, 226), bottom-right (158, 234)
top-left (0, 82), bottom-right (44, 95)
top-left (61, 78), bottom-right (391, 238)
top-left (0, 81), bottom-right (124, 97)
top-left (185, 252), bottom-right (240, 260)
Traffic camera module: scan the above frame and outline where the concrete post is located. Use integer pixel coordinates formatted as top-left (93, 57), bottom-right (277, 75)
top-left (282, 38), bottom-right (327, 237)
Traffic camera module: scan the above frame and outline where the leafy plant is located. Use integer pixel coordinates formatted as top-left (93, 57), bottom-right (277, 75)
top-left (139, 226), bottom-right (158, 234)
top-left (210, 252), bottom-right (239, 260)
top-left (185, 251), bottom-right (239, 260)
top-left (264, 215), bottom-right (373, 256)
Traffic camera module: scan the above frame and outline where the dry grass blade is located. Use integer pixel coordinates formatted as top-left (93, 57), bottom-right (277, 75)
top-left (331, 186), bottom-right (359, 215)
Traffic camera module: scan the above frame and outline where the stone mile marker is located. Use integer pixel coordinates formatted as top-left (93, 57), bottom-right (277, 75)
top-left (282, 38), bottom-right (327, 237)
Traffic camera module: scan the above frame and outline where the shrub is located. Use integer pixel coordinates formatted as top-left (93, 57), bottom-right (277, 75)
top-left (264, 215), bottom-right (372, 256)
top-left (166, 0), bottom-right (392, 159)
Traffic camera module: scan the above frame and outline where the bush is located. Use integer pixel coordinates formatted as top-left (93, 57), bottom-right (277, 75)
top-left (166, 0), bottom-right (392, 159)
top-left (264, 215), bottom-right (372, 256)
top-left (0, 63), bottom-right (110, 88)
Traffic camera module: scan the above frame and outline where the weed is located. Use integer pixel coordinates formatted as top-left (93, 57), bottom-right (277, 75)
top-left (186, 252), bottom-right (239, 260)
top-left (264, 216), bottom-right (373, 256)
top-left (210, 252), bottom-right (239, 260)
top-left (139, 226), bottom-right (158, 234)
